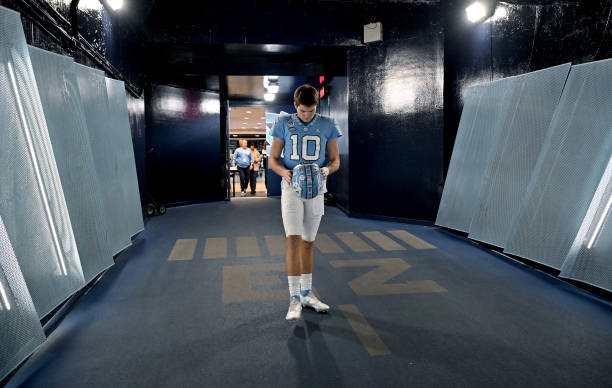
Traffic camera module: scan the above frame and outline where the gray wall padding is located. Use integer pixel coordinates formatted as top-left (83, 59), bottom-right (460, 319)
top-left (28, 46), bottom-right (114, 282)
top-left (75, 63), bottom-right (132, 255)
top-left (105, 77), bottom-right (144, 238)
top-left (505, 59), bottom-right (612, 270)
top-left (0, 5), bottom-right (85, 318)
top-left (468, 63), bottom-right (571, 247)
top-left (0, 215), bottom-right (46, 381)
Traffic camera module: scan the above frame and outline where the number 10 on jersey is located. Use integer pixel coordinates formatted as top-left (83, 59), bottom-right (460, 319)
top-left (290, 134), bottom-right (321, 161)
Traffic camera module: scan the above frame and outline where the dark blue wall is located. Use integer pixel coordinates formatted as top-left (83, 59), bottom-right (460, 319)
top-left (146, 84), bottom-right (223, 205)
top-left (322, 77), bottom-right (349, 211)
top-left (348, 3), bottom-right (444, 221)
top-left (126, 94), bottom-right (146, 217)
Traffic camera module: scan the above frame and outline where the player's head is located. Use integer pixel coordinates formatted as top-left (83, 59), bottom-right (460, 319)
top-left (294, 84), bottom-right (318, 123)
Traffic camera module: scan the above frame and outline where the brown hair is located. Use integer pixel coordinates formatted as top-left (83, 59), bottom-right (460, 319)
top-left (294, 84), bottom-right (319, 106)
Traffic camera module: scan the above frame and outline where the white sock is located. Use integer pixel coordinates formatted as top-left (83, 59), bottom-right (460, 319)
top-left (288, 276), bottom-right (301, 300)
top-left (300, 273), bottom-right (312, 296)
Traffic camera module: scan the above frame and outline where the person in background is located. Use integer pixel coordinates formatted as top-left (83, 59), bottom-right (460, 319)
top-left (233, 139), bottom-right (253, 197)
top-left (249, 144), bottom-right (261, 195)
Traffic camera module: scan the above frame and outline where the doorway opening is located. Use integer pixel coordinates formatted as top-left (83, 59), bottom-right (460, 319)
top-left (229, 106), bottom-right (268, 198)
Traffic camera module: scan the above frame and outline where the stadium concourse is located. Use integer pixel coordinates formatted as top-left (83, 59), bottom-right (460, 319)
top-left (7, 199), bottom-right (612, 387)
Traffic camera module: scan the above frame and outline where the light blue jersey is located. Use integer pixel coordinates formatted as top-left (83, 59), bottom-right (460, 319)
top-left (233, 147), bottom-right (253, 168)
top-left (271, 113), bottom-right (342, 170)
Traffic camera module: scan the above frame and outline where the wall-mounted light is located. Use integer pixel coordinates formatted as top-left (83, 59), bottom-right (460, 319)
top-left (106, 0), bottom-right (123, 10)
top-left (466, 1), bottom-right (497, 23)
top-left (264, 93), bottom-right (276, 102)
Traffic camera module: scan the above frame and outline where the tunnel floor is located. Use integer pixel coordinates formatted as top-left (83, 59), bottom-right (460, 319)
top-left (7, 198), bottom-right (612, 387)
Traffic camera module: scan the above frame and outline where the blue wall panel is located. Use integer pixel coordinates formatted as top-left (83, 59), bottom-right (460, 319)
top-left (146, 84), bottom-right (223, 205)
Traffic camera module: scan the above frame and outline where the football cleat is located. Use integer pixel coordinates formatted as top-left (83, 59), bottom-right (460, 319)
top-left (285, 297), bottom-right (302, 320)
top-left (300, 291), bottom-right (329, 313)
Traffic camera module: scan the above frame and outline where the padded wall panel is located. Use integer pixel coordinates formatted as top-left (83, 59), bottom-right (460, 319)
top-left (75, 63), bottom-right (132, 255)
top-left (105, 78), bottom-right (144, 238)
top-left (561, 154), bottom-right (612, 292)
top-left (0, 5), bottom-right (85, 317)
top-left (505, 59), bottom-right (612, 270)
top-left (0, 216), bottom-right (46, 381)
top-left (28, 46), bottom-right (114, 282)
top-left (436, 85), bottom-right (485, 231)
top-left (468, 63), bottom-right (571, 247)
top-left (436, 78), bottom-right (518, 232)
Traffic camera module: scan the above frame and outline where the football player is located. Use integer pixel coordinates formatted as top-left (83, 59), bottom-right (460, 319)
top-left (269, 84), bottom-right (342, 320)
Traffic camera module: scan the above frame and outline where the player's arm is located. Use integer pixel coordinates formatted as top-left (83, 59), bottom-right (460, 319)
top-left (324, 137), bottom-right (340, 177)
top-left (269, 138), bottom-right (292, 184)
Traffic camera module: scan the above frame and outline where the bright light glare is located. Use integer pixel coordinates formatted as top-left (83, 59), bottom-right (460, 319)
top-left (200, 99), bottom-right (219, 114)
top-left (264, 93), bottom-right (276, 102)
top-left (8, 61), bottom-right (67, 276)
top-left (0, 281), bottom-right (10, 310)
top-left (488, 6), bottom-right (508, 22)
top-left (79, 0), bottom-right (103, 10)
top-left (383, 76), bottom-right (417, 114)
top-left (587, 193), bottom-right (612, 249)
top-left (267, 84), bottom-right (279, 94)
top-left (466, 2), bottom-right (487, 23)
top-left (161, 97), bottom-right (186, 112)
top-left (107, 0), bottom-right (123, 10)
top-left (246, 111), bottom-right (252, 114)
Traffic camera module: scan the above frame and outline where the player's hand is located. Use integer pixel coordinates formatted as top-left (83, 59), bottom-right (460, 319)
top-left (321, 167), bottom-right (329, 179)
top-left (281, 169), bottom-right (292, 184)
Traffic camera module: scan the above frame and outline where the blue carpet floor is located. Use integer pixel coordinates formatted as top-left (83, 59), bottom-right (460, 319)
top-left (7, 198), bottom-right (612, 387)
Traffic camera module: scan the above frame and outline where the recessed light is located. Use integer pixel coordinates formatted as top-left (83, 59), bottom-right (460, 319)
top-left (242, 122), bottom-right (247, 125)
top-left (246, 111), bottom-right (252, 114)
top-left (257, 122), bottom-right (262, 125)
top-left (244, 117), bottom-right (249, 119)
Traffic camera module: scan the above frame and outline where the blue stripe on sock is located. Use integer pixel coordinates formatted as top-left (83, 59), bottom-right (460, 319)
top-left (300, 289), bottom-right (311, 297)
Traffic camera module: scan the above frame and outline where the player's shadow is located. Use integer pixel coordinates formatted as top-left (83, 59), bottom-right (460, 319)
top-left (287, 315), bottom-right (344, 388)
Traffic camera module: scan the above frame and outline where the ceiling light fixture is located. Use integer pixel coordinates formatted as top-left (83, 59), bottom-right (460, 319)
top-left (264, 93), bottom-right (275, 102)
